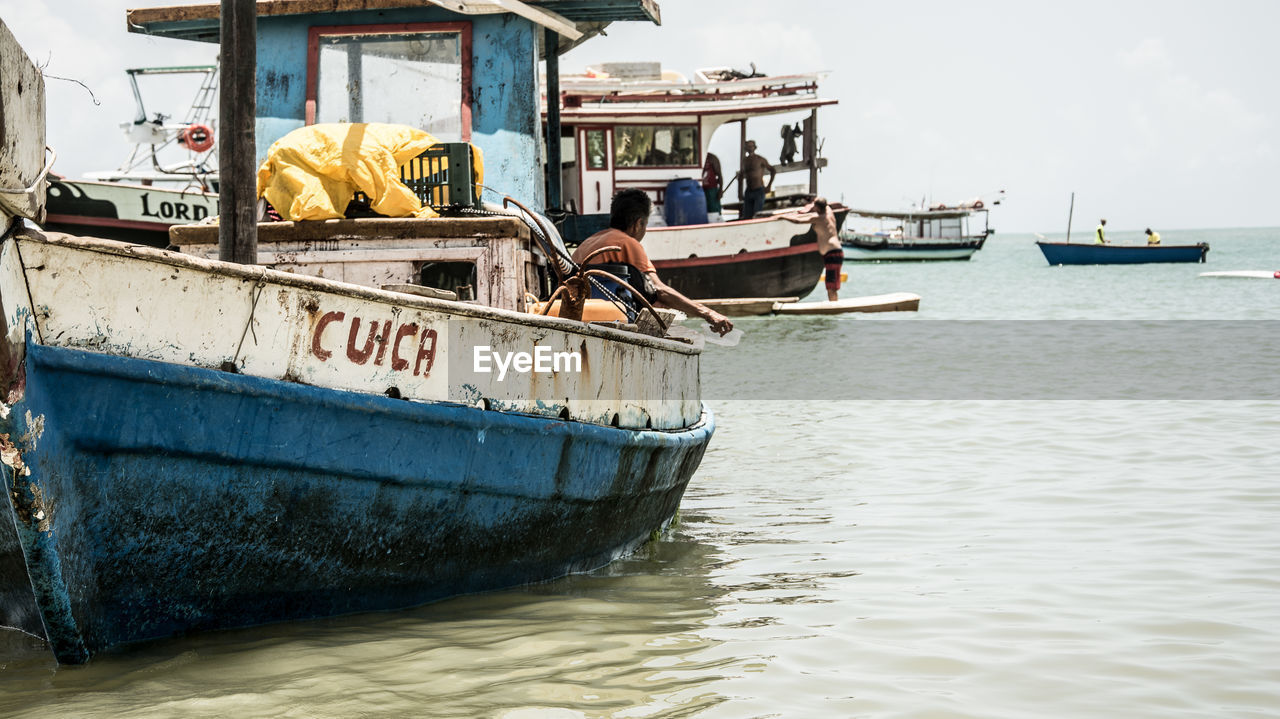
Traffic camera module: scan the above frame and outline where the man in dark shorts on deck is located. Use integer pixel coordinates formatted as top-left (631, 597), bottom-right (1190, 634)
top-left (785, 197), bottom-right (843, 301)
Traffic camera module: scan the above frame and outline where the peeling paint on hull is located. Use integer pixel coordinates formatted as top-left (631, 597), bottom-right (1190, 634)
top-left (0, 498), bottom-right (44, 639)
top-left (2, 342), bottom-right (713, 663)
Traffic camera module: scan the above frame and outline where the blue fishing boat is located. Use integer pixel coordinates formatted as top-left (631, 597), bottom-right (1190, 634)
top-left (1036, 241), bottom-right (1209, 265)
top-left (1, 2), bottom-right (715, 665)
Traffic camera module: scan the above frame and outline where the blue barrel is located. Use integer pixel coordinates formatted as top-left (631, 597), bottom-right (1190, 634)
top-left (663, 178), bottom-right (708, 227)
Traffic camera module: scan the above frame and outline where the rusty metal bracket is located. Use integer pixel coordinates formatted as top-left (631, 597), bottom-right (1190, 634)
top-left (502, 196), bottom-right (574, 284)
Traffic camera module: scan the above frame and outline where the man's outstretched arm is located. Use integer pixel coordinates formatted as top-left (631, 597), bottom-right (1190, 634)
top-left (644, 271), bottom-right (734, 336)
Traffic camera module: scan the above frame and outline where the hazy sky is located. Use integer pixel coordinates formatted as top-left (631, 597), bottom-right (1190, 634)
top-left (4, 0), bottom-right (1277, 232)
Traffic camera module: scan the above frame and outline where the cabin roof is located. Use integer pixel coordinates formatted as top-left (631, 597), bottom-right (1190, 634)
top-left (848, 207), bottom-right (986, 221)
top-left (547, 72), bottom-right (837, 122)
top-left (534, 0), bottom-right (658, 23)
top-left (553, 96), bottom-right (838, 124)
top-left (557, 71), bottom-right (823, 96)
top-left (126, 0), bottom-right (660, 45)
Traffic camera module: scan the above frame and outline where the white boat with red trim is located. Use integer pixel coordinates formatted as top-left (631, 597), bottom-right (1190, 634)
top-left (545, 63), bottom-right (842, 300)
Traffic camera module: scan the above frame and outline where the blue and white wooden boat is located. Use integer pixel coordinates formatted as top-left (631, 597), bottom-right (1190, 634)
top-left (1036, 241), bottom-right (1209, 265)
top-left (1, 2), bottom-right (714, 665)
top-left (0, 226), bottom-right (711, 664)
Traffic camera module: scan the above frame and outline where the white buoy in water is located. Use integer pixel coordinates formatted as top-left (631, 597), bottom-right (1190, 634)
top-left (1198, 271), bottom-right (1280, 280)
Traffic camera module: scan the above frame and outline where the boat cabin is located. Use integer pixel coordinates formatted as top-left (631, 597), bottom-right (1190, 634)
top-left (125, 1), bottom-right (662, 311)
top-left (127, 0), bottom-right (662, 213)
top-left (169, 214), bottom-right (550, 311)
top-left (845, 203), bottom-right (993, 243)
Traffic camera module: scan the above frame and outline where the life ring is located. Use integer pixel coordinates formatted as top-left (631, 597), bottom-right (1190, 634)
top-left (181, 124), bottom-right (215, 153)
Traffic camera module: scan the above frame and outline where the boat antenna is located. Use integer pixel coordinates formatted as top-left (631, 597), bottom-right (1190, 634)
top-left (34, 54), bottom-right (101, 106)
top-left (1065, 192), bottom-right (1075, 244)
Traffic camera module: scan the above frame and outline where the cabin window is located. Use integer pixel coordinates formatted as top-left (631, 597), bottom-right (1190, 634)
top-left (559, 125), bottom-right (577, 166)
top-left (926, 218), bottom-right (962, 238)
top-left (585, 130), bottom-right (608, 169)
top-left (614, 125), bottom-right (698, 168)
top-left (308, 23), bottom-right (472, 140)
top-left (418, 261), bottom-right (477, 301)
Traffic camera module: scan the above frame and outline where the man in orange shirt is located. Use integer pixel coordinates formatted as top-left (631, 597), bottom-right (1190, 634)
top-left (572, 189), bottom-right (734, 336)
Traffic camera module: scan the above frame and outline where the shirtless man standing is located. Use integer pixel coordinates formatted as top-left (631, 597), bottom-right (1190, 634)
top-left (785, 197), bottom-right (843, 301)
top-left (739, 140), bottom-right (775, 220)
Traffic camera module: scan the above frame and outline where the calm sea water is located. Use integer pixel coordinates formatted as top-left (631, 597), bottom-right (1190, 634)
top-left (2, 228), bottom-right (1278, 718)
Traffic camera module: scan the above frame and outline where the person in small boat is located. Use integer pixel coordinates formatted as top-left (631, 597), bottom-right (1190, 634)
top-left (785, 197), bottom-right (843, 301)
top-left (572, 189), bottom-right (734, 336)
top-left (701, 153), bottom-right (724, 222)
top-left (1145, 227), bottom-right (1161, 245)
top-left (1095, 218), bottom-right (1108, 244)
top-left (738, 140), bottom-right (775, 220)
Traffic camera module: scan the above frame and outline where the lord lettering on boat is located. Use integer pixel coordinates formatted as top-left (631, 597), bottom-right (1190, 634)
top-left (139, 191), bottom-right (217, 222)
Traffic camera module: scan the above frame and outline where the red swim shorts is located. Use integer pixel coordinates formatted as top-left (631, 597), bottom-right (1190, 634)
top-left (823, 249), bottom-right (844, 290)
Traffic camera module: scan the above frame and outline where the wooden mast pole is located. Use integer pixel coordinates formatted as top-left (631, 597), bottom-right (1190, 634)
top-left (218, 0), bottom-right (257, 264)
top-left (1065, 191), bottom-right (1075, 244)
top-left (807, 108), bottom-right (818, 195)
top-left (544, 28), bottom-right (562, 211)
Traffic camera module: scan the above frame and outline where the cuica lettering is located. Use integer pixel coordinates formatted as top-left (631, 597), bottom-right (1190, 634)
top-left (311, 310), bottom-right (437, 377)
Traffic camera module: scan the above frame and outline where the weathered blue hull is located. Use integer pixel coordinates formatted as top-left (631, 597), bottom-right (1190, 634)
top-left (1, 342), bottom-right (713, 663)
top-left (1036, 241), bottom-right (1209, 265)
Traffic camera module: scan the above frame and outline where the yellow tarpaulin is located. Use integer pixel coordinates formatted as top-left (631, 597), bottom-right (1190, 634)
top-left (255, 123), bottom-right (483, 221)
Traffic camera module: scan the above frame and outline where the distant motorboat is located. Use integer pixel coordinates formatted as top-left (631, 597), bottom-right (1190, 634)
top-left (1036, 241), bottom-right (1209, 265)
top-left (840, 200), bottom-right (996, 262)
